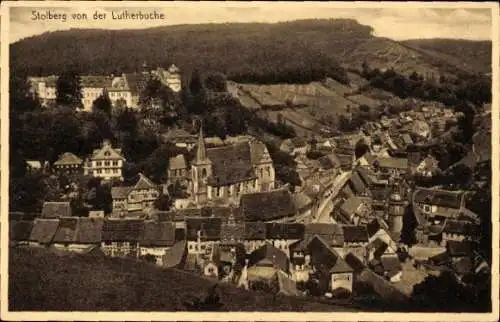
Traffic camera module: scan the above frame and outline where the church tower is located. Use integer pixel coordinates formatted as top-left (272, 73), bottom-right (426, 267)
top-left (388, 178), bottom-right (405, 243)
top-left (191, 124), bottom-right (212, 203)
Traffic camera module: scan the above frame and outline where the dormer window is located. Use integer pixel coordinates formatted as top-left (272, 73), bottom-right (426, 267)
top-left (104, 151), bottom-right (111, 157)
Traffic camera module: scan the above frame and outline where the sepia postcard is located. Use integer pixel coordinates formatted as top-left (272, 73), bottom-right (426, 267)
top-left (0, 1), bottom-right (498, 321)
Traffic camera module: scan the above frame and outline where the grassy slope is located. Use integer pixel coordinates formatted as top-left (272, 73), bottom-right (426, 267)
top-left (401, 39), bottom-right (492, 75)
top-left (9, 247), bottom-right (355, 312)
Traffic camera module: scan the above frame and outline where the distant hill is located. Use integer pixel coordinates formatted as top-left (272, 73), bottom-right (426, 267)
top-left (11, 19), bottom-right (488, 83)
top-left (402, 39), bottom-right (492, 75)
top-left (10, 247), bottom-right (355, 311)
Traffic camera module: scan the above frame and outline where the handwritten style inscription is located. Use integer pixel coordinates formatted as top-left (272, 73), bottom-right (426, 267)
top-left (31, 10), bottom-right (166, 22)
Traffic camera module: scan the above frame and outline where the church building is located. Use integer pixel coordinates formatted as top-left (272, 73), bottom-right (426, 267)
top-left (190, 127), bottom-right (275, 205)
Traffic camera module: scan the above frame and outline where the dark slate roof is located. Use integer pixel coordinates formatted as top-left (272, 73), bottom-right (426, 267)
top-left (151, 211), bottom-right (176, 222)
top-left (52, 217), bottom-right (104, 244)
top-left (380, 255), bottom-right (402, 273)
top-left (446, 240), bottom-right (477, 257)
top-left (307, 236), bottom-right (353, 274)
top-left (102, 219), bottom-right (145, 242)
top-left (10, 220), bottom-right (34, 241)
top-left (375, 157), bottom-right (408, 169)
top-left (368, 238), bottom-right (389, 258)
top-left (162, 240), bottom-right (187, 268)
top-left (249, 243), bottom-right (289, 273)
top-left (206, 143), bottom-right (257, 186)
top-left (342, 225), bottom-right (369, 243)
top-left (185, 217), bottom-right (222, 241)
top-left (344, 252), bottom-right (367, 273)
top-left (124, 72), bottom-right (148, 94)
top-left (201, 206), bottom-right (234, 220)
top-left (318, 154), bottom-right (341, 170)
top-left (339, 197), bottom-right (364, 216)
top-left (244, 222), bottom-right (267, 240)
top-left (240, 190), bottom-right (296, 222)
top-left (220, 222), bottom-right (245, 242)
top-left (140, 221), bottom-right (176, 247)
top-left (349, 171), bottom-right (369, 195)
top-left (80, 75), bottom-right (112, 88)
top-left (53, 217), bottom-right (78, 243)
top-left (265, 223), bottom-right (305, 240)
top-left (413, 188), bottom-right (463, 209)
top-left (76, 218), bottom-right (104, 243)
top-left (442, 220), bottom-right (478, 235)
top-left (304, 223), bottom-right (344, 247)
top-left (41, 202), bottom-right (72, 219)
top-left (53, 152), bottom-right (83, 166)
top-left (366, 218), bottom-right (381, 237)
top-left (111, 187), bottom-right (132, 200)
top-left (452, 257), bottom-right (474, 276)
top-left (29, 219), bottom-right (60, 244)
top-left (356, 166), bottom-right (376, 185)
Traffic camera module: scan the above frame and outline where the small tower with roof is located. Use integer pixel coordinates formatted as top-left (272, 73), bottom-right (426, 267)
top-left (388, 176), bottom-right (405, 242)
top-left (191, 123), bottom-right (212, 204)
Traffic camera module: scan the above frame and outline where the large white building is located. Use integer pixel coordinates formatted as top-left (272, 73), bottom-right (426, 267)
top-left (27, 64), bottom-right (182, 112)
top-left (84, 140), bottom-right (126, 181)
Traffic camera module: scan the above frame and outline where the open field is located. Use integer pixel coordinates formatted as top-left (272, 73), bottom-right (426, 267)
top-left (10, 247), bottom-right (357, 312)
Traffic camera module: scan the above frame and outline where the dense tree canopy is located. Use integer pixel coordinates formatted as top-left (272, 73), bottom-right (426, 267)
top-left (56, 71), bottom-right (83, 109)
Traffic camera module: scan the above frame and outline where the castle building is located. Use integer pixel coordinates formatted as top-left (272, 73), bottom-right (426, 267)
top-left (27, 64), bottom-right (181, 111)
top-left (190, 127), bottom-right (275, 205)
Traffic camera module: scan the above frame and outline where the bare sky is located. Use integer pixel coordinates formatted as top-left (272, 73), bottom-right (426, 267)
top-left (9, 4), bottom-right (494, 43)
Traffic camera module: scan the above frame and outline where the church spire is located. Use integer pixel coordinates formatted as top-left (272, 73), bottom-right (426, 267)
top-left (195, 122), bottom-right (207, 163)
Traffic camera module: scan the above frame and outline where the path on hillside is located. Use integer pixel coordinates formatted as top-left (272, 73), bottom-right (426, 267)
top-left (313, 171), bottom-right (352, 224)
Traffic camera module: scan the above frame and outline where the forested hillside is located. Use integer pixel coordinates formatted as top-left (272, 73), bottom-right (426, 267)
top-left (10, 19), bottom-right (490, 84)
top-left (402, 39), bottom-right (492, 75)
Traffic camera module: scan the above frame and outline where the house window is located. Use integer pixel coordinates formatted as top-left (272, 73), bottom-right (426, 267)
top-left (423, 205), bottom-right (431, 212)
top-left (113, 161), bottom-right (118, 166)
top-left (105, 161), bottom-right (110, 166)
top-left (189, 244), bottom-right (193, 250)
top-left (105, 151), bottom-right (111, 157)
top-left (97, 161), bottom-right (102, 166)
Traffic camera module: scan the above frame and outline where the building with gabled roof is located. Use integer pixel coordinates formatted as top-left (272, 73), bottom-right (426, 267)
top-left (185, 217), bottom-right (222, 256)
top-left (240, 189), bottom-right (296, 222)
top-left (342, 225), bottom-right (369, 247)
top-left (53, 152), bottom-right (83, 175)
top-left (41, 201), bottom-right (72, 219)
top-left (167, 154), bottom-right (188, 185)
top-left (412, 187), bottom-right (465, 223)
top-left (243, 221), bottom-right (268, 253)
top-left (9, 220), bottom-right (34, 246)
top-left (264, 223), bottom-right (305, 258)
top-left (101, 219), bottom-right (145, 258)
top-left (29, 218), bottom-right (60, 246)
top-left (307, 236), bottom-right (354, 296)
top-left (84, 140), bottom-right (126, 180)
top-left (139, 221), bottom-right (176, 265)
top-left (52, 217), bottom-right (104, 253)
top-left (336, 197), bottom-right (372, 226)
top-left (111, 173), bottom-right (160, 214)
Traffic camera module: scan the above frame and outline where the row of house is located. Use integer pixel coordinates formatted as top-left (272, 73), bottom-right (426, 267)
top-left (10, 213), bottom-right (407, 297)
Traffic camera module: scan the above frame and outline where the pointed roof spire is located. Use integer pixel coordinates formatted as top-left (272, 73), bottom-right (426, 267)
top-left (195, 121), bottom-right (207, 163)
